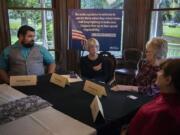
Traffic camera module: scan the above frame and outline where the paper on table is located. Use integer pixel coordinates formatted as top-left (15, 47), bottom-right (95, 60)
top-left (90, 96), bottom-right (104, 122)
top-left (10, 75), bottom-right (37, 86)
top-left (0, 107), bottom-right (97, 135)
top-left (127, 95), bottom-right (138, 100)
top-left (0, 84), bottom-right (26, 105)
top-left (61, 74), bottom-right (83, 83)
top-left (50, 73), bottom-right (69, 88)
top-left (111, 85), bottom-right (133, 91)
top-left (83, 80), bottom-right (107, 97)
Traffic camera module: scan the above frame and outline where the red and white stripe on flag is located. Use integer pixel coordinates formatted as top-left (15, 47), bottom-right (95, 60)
top-left (72, 29), bottom-right (87, 41)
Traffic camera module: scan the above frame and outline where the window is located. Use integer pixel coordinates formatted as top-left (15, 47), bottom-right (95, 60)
top-left (7, 0), bottom-right (55, 58)
top-left (81, 0), bottom-right (124, 9)
top-left (150, 0), bottom-right (180, 58)
top-left (80, 0), bottom-right (124, 57)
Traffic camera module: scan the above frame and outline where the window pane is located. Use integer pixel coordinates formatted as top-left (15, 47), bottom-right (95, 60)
top-left (8, 0), bottom-right (52, 8)
top-left (81, 0), bottom-right (124, 57)
top-left (150, 11), bottom-right (180, 58)
top-left (81, 0), bottom-right (124, 9)
top-left (8, 9), bottom-right (55, 56)
top-left (154, 0), bottom-right (180, 9)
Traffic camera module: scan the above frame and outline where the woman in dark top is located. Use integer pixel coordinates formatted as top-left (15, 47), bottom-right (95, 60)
top-left (80, 38), bottom-right (108, 82)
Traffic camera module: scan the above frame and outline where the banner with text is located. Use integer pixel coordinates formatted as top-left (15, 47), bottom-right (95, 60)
top-left (68, 9), bottom-right (122, 51)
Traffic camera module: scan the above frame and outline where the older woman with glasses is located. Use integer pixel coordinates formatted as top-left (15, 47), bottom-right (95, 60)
top-left (112, 37), bottom-right (168, 96)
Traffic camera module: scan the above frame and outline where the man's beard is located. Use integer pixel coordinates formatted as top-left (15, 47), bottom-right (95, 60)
top-left (22, 40), bottom-right (34, 48)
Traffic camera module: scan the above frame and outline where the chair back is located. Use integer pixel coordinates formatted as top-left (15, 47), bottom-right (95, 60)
top-left (123, 48), bottom-right (142, 69)
top-left (99, 51), bottom-right (116, 83)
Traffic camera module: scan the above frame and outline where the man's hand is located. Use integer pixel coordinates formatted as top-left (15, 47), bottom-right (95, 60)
top-left (47, 63), bottom-right (56, 74)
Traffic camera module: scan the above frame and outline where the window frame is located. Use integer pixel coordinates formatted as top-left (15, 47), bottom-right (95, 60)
top-left (149, 0), bottom-right (180, 58)
top-left (7, 0), bottom-right (58, 59)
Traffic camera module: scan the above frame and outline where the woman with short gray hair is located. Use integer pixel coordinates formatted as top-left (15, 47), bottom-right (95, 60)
top-left (145, 37), bottom-right (168, 63)
top-left (80, 38), bottom-right (109, 82)
top-left (112, 37), bottom-right (168, 97)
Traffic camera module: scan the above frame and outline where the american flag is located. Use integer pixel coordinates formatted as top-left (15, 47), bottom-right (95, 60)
top-left (68, 13), bottom-right (87, 50)
top-left (72, 29), bottom-right (87, 47)
top-left (72, 29), bottom-right (87, 40)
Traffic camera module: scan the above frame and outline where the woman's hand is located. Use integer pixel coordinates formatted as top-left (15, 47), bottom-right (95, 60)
top-left (93, 63), bottom-right (102, 71)
top-left (111, 85), bottom-right (138, 92)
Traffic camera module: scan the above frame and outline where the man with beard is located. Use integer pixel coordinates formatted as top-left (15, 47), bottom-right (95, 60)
top-left (0, 25), bottom-right (56, 83)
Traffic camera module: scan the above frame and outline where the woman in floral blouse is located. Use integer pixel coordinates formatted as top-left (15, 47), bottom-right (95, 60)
top-left (112, 37), bottom-right (168, 96)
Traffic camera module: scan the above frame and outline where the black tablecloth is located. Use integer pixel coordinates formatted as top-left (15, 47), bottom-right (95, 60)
top-left (13, 74), bottom-right (152, 135)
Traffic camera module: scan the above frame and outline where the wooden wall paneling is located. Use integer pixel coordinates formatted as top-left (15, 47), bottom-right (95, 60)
top-left (53, 0), bottom-right (81, 72)
top-left (123, 0), bottom-right (139, 49)
top-left (136, 0), bottom-right (152, 51)
top-left (0, 0), bottom-right (10, 53)
top-left (67, 0), bottom-right (80, 9)
top-left (66, 0), bottom-right (81, 73)
top-left (123, 0), bottom-right (153, 51)
top-left (53, 0), bottom-right (68, 71)
top-left (66, 49), bottom-right (81, 73)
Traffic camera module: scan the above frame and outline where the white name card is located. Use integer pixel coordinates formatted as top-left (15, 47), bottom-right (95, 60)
top-left (83, 80), bottom-right (107, 98)
top-left (90, 96), bottom-right (104, 122)
top-left (10, 75), bottom-right (37, 86)
top-left (50, 73), bottom-right (69, 88)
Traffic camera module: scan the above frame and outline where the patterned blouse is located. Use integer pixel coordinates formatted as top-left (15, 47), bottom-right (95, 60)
top-left (133, 60), bottom-right (160, 96)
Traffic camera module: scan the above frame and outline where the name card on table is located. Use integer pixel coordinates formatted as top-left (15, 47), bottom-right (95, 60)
top-left (50, 73), bottom-right (69, 88)
top-left (90, 96), bottom-right (104, 122)
top-left (10, 75), bottom-right (37, 86)
top-left (83, 80), bottom-right (107, 98)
